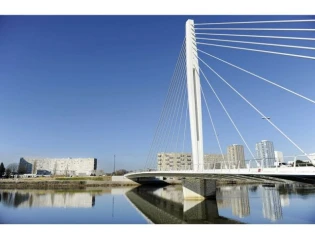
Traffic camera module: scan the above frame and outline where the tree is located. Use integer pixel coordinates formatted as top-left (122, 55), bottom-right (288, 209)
top-left (0, 162), bottom-right (5, 177)
top-left (96, 170), bottom-right (105, 176)
top-left (18, 164), bottom-right (27, 174)
top-left (5, 168), bottom-right (12, 177)
top-left (295, 159), bottom-right (312, 167)
top-left (7, 163), bottom-right (19, 173)
top-left (113, 169), bottom-right (129, 176)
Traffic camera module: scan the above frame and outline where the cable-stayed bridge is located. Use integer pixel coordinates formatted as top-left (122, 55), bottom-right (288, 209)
top-left (125, 17), bottom-right (315, 199)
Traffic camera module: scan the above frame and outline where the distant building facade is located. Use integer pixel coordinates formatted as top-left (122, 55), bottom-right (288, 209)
top-left (227, 144), bottom-right (246, 168)
top-left (19, 157), bottom-right (97, 176)
top-left (157, 152), bottom-right (226, 171)
top-left (309, 153), bottom-right (315, 163)
top-left (255, 140), bottom-right (276, 168)
top-left (274, 151), bottom-right (284, 163)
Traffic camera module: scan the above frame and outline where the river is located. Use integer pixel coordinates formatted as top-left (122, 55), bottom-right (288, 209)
top-left (1, 183), bottom-right (315, 224)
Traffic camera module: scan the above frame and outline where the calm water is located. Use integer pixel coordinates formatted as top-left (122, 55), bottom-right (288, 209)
top-left (1, 184), bottom-right (315, 224)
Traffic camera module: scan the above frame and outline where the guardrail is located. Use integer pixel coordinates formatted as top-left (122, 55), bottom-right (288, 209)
top-left (136, 155), bottom-right (315, 174)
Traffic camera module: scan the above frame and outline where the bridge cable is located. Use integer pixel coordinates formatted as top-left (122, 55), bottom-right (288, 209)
top-left (148, 44), bottom-right (186, 169)
top-left (196, 38), bottom-right (315, 51)
top-left (195, 28), bottom-right (315, 31)
top-left (197, 49), bottom-right (315, 104)
top-left (174, 89), bottom-right (187, 152)
top-left (198, 67), bottom-right (257, 163)
top-left (145, 43), bottom-right (184, 169)
top-left (148, 41), bottom-right (187, 169)
top-left (163, 47), bottom-right (187, 152)
top-left (195, 19), bottom-right (315, 26)
top-left (144, 38), bottom-right (186, 169)
top-left (167, 56), bottom-right (188, 152)
top-left (200, 86), bottom-right (226, 163)
top-left (196, 42), bottom-right (315, 60)
top-left (197, 56), bottom-right (310, 159)
top-left (195, 33), bottom-right (315, 41)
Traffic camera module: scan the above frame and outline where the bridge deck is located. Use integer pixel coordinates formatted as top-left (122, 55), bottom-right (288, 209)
top-left (125, 167), bottom-right (315, 184)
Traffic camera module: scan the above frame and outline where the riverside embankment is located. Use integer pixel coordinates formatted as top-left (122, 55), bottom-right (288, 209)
top-left (0, 176), bottom-right (141, 189)
top-left (0, 175), bottom-right (268, 189)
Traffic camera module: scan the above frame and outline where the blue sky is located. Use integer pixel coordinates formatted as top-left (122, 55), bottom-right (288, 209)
top-left (0, 15), bottom-right (314, 171)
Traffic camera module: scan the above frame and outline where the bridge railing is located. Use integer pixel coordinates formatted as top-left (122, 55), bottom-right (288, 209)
top-left (144, 154), bottom-right (315, 173)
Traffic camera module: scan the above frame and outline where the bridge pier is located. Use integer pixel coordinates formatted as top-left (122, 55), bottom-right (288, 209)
top-left (182, 178), bottom-right (216, 200)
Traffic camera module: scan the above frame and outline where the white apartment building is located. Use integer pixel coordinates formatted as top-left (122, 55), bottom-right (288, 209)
top-left (19, 157), bottom-right (97, 176)
top-left (227, 144), bottom-right (246, 168)
top-left (157, 152), bottom-right (226, 171)
top-left (256, 140), bottom-right (276, 168)
top-left (274, 151), bottom-right (284, 163)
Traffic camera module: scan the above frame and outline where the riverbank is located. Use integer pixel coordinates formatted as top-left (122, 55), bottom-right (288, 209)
top-left (0, 180), bottom-right (140, 189)
top-left (0, 176), bottom-right (269, 189)
top-left (0, 176), bottom-right (137, 189)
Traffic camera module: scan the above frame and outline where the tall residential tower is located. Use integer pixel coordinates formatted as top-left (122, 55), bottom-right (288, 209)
top-left (227, 144), bottom-right (245, 168)
top-left (256, 140), bottom-right (276, 167)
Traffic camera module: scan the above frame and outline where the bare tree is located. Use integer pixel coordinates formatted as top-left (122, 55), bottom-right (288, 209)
top-left (7, 163), bottom-right (19, 173)
top-left (113, 169), bottom-right (129, 176)
top-left (18, 164), bottom-right (27, 174)
top-left (5, 168), bottom-right (12, 177)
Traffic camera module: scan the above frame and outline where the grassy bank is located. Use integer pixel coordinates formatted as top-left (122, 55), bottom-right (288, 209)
top-left (55, 176), bottom-right (111, 181)
top-left (0, 176), bottom-right (139, 189)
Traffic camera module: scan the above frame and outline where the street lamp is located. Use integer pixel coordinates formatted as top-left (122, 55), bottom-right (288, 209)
top-left (113, 154), bottom-right (116, 175)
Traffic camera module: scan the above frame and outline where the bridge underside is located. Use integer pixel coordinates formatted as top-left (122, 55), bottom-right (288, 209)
top-left (126, 168), bottom-right (315, 199)
top-left (125, 186), bottom-right (243, 224)
top-left (125, 168), bottom-right (315, 185)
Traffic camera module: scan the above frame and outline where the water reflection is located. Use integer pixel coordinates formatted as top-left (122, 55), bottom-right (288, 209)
top-left (261, 186), bottom-right (282, 221)
top-left (280, 194), bottom-right (290, 207)
top-left (217, 186), bottom-right (250, 218)
top-left (0, 190), bottom-right (96, 208)
top-left (125, 184), bottom-right (315, 224)
top-left (125, 185), bottom-right (242, 224)
top-left (1, 184), bottom-right (315, 224)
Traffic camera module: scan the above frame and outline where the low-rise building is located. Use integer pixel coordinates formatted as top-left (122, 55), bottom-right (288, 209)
top-left (274, 151), bottom-right (284, 163)
top-left (157, 152), bottom-right (226, 171)
top-left (19, 157), bottom-right (97, 176)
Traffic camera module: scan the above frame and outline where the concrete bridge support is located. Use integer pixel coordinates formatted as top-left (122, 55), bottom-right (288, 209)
top-left (182, 178), bottom-right (216, 200)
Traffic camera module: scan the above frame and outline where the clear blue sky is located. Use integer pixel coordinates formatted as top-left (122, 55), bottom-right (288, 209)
top-left (0, 15), bottom-right (314, 171)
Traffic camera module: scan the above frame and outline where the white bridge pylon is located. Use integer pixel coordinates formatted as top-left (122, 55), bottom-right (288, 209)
top-left (186, 19), bottom-right (204, 171)
top-left (143, 17), bottom-right (315, 172)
